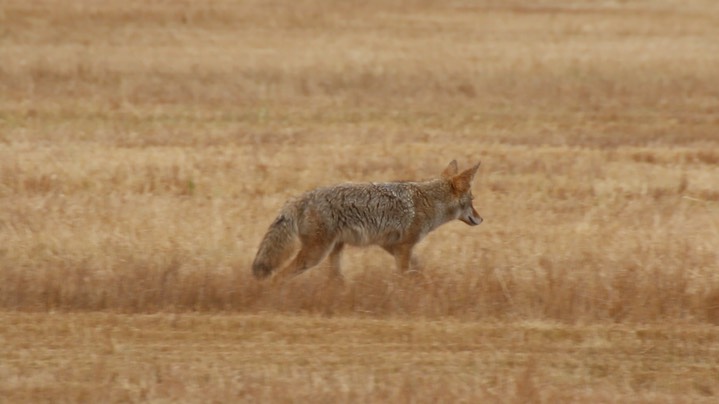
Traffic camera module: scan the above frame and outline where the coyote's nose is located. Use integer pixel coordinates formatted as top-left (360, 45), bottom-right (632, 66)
top-left (467, 215), bottom-right (482, 226)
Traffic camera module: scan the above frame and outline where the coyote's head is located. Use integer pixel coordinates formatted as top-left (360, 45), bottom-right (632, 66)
top-left (441, 160), bottom-right (483, 226)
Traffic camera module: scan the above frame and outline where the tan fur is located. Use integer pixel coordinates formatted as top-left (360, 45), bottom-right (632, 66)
top-left (252, 160), bottom-right (482, 280)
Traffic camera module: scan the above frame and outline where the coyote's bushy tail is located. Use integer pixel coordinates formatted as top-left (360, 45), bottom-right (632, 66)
top-left (252, 212), bottom-right (297, 279)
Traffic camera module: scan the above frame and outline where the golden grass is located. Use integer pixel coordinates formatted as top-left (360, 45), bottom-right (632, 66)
top-left (3, 313), bottom-right (719, 402)
top-left (2, 0), bottom-right (719, 400)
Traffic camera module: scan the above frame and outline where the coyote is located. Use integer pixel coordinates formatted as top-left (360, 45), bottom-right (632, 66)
top-left (252, 160), bottom-right (482, 280)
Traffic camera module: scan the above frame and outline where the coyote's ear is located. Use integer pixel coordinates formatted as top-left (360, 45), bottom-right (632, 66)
top-left (442, 160), bottom-right (459, 178)
top-left (451, 162), bottom-right (481, 193)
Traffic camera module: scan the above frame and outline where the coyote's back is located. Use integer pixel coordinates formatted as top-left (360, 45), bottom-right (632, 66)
top-left (302, 182), bottom-right (417, 246)
top-left (252, 160), bottom-right (483, 280)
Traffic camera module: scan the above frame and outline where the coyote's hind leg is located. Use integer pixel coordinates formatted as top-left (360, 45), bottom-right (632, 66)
top-left (274, 234), bottom-right (333, 282)
top-left (328, 242), bottom-right (345, 280)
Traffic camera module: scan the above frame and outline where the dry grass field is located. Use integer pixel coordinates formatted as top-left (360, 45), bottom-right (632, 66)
top-left (2, 0), bottom-right (719, 401)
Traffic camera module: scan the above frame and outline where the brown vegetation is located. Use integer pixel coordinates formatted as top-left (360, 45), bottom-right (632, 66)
top-left (1, 0), bottom-right (719, 401)
top-left (3, 312), bottom-right (719, 402)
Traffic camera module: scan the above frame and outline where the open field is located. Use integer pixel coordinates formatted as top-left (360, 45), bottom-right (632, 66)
top-left (3, 313), bottom-right (719, 402)
top-left (1, 0), bottom-right (719, 401)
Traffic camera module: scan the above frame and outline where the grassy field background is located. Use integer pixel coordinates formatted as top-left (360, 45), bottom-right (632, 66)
top-left (2, 0), bottom-right (719, 401)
